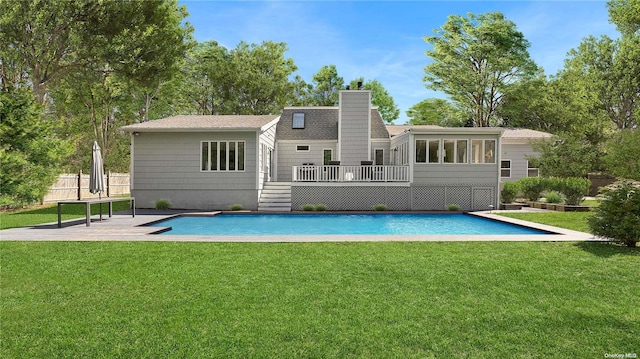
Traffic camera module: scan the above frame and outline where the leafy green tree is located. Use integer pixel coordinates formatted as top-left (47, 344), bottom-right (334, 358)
top-left (604, 130), bottom-right (640, 180)
top-left (181, 40), bottom-right (297, 115)
top-left (0, 86), bottom-right (72, 207)
top-left (423, 12), bottom-right (538, 127)
top-left (564, 35), bottom-right (638, 129)
top-left (290, 75), bottom-right (313, 106)
top-left (309, 65), bottom-right (344, 106)
top-left (608, 0), bottom-right (640, 35)
top-left (229, 41), bottom-right (297, 115)
top-left (182, 41), bottom-right (234, 115)
top-left (0, 0), bottom-right (89, 104)
top-left (49, 0), bottom-right (191, 172)
top-left (349, 77), bottom-right (399, 123)
top-left (406, 98), bottom-right (466, 126)
top-left (533, 135), bottom-right (605, 178)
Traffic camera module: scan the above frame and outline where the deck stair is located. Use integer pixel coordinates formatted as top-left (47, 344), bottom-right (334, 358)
top-left (258, 182), bottom-right (292, 212)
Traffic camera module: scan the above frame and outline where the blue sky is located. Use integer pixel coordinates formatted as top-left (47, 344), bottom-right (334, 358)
top-left (180, 1), bottom-right (618, 123)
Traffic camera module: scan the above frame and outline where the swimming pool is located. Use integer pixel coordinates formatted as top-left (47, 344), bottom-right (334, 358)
top-left (148, 213), bottom-right (550, 235)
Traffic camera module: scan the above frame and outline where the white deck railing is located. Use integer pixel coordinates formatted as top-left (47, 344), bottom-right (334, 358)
top-left (292, 165), bottom-right (409, 182)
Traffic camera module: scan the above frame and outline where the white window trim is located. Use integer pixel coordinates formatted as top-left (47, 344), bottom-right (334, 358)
top-left (443, 139), bottom-right (469, 164)
top-left (501, 159), bottom-right (512, 178)
top-left (296, 145), bottom-right (310, 152)
top-left (471, 139), bottom-right (497, 164)
top-left (200, 140), bottom-right (246, 172)
top-left (527, 160), bottom-right (540, 177)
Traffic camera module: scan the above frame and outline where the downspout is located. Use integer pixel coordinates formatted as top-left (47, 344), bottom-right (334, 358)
top-left (255, 129), bottom-right (261, 191)
top-left (129, 132), bottom-right (135, 191)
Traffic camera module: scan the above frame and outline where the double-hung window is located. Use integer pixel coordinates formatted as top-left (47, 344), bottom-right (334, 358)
top-left (501, 160), bottom-right (511, 178)
top-left (527, 160), bottom-right (539, 177)
top-left (201, 141), bottom-right (245, 172)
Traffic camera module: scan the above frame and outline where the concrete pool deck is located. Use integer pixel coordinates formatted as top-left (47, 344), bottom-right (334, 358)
top-left (0, 209), bottom-right (600, 242)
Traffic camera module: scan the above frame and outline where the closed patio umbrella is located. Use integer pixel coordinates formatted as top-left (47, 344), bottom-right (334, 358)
top-left (90, 141), bottom-right (106, 220)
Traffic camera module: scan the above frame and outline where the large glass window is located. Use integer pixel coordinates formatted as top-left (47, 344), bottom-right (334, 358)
top-left (428, 140), bottom-right (440, 163)
top-left (456, 140), bottom-right (468, 163)
top-left (201, 142), bottom-right (209, 171)
top-left (472, 140), bottom-right (483, 163)
top-left (444, 139), bottom-right (468, 164)
top-left (238, 142), bottom-right (245, 171)
top-left (444, 140), bottom-right (455, 164)
top-left (472, 139), bottom-right (496, 164)
top-left (485, 140), bottom-right (496, 163)
top-left (200, 141), bottom-right (245, 172)
top-left (416, 140), bottom-right (427, 163)
top-left (219, 142), bottom-right (227, 170)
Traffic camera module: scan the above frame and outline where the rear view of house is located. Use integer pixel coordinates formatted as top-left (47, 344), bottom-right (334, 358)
top-left (121, 115), bottom-right (279, 210)
top-left (122, 88), bottom-right (549, 211)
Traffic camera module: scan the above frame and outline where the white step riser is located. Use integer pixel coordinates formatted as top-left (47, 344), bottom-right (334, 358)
top-left (258, 182), bottom-right (292, 211)
top-left (261, 193), bottom-right (291, 198)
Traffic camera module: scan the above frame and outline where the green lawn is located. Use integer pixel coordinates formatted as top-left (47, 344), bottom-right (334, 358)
top-left (1, 241), bottom-right (638, 358)
top-left (0, 200), bottom-right (132, 230)
top-left (498, 211), bottom-right (594, 232)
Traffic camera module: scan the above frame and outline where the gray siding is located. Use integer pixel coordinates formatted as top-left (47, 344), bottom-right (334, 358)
top-left (275, 141), bottom-right (337, 181)
top-left (411, 134), bottom-right (500, 186)
top-left (131, 131), bottom-right (258, 210)
top-left (259, 122), bottom-right (277, 186)
top-left (501, 142), bottom-right (538, 182)
top-left (412, 164), bottom-right (498, 185)
top-left (339, 91), bottom-right (370, 165)
top-left (371, 141), bottom-right (391, 164)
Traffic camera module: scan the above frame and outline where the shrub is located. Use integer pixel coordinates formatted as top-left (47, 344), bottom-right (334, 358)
top-left (501, 182), bottom-right (520, 203)
top-left (558, 177), bottom-right (591, 205)
top-left (229, 204), bottom-right (244, 211)
top-left (589, 180), bottom-right (640, 247)
top-left (545, 177), bottom-right (564, 192)
top-left (373, 204), bottom-right (388, 211)
top-left (447, 204), bottom-right (461, 211)
top-left (315, 204), bottom-right (327, 211)
top-left (301, 204), bottom-right (315, 211)
top-left (518, 177), bottom-right (546, 202)
top-left (545, 191), bottom-right (563, 204)
top-left (155, 199), bottom-right (172, 210)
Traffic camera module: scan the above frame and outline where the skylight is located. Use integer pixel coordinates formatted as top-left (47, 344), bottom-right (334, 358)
top-left (292, 113), bottom-right (305, 129)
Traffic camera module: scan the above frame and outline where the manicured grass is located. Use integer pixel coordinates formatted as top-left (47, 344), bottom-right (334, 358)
top-left (581, 199), bottom-right (600, 207)
top-left (498, 211), bottom-right (594, 232)
top-left (0, 200), bottom-right (132, 230)
top-left (1, 241), bottom-right (638, 358)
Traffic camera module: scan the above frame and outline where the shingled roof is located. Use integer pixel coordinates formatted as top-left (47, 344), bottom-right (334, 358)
top-left (501, 128), bottom-right (553, 139)
top-left (276, 107), bottom-right (390, 141)
top-left (120, 115), bottom-right (280, 132)
top-left (386, 125), bottom-right (443, 137)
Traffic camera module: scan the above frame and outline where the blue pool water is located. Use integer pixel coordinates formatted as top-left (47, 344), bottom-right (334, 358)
top-left (149, 213), bottom-right (550, 235)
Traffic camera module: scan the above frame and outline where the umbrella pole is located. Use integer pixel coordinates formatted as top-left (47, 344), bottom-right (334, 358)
top-left (99, 193), bottom-right (103, 221)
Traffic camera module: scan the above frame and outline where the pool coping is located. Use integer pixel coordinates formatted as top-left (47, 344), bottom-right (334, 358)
top-left (0, 209), bottom-right (600, 242)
